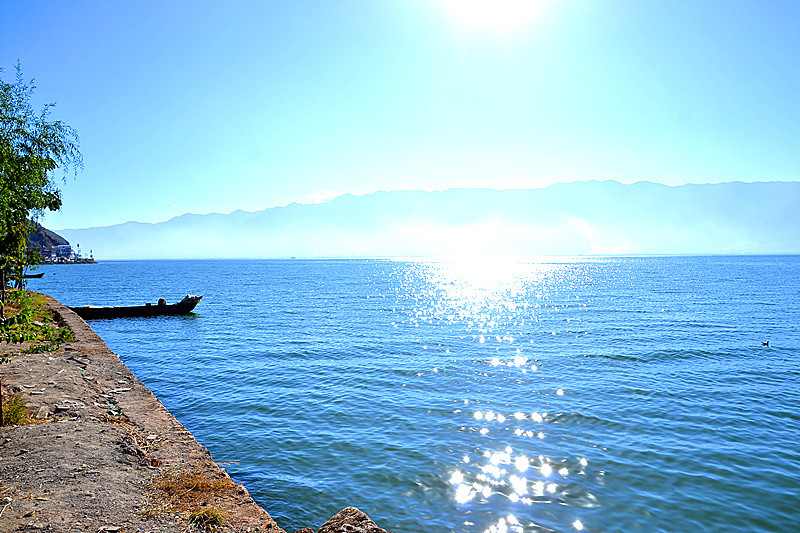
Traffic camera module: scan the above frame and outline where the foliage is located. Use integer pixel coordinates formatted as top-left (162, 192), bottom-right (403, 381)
top-left (0, 289), bottom-right (72, 425)
top-left (0, 305), bottom-right (33, 343)
top-left (0, 62), bottom-right (82, 291)
top-left (1, 392), bottom-right (31, 426)
top-left (23, 338), bottom-right (68, 354)
top-left (1, 289), bottom-right (72, 347)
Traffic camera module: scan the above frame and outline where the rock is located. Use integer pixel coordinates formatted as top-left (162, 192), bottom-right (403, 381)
top-left (61, 399), bottom-right (86, 407)
top-left (35, 406), bottom-right (52, 419)
top-left (294, 529), bottom-right (315, 533)
top-left (318, 507), bottom-right (391, 533)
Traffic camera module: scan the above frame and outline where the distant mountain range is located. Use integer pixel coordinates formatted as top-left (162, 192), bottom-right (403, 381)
top-left (56, 181), bottom-right (800, 259)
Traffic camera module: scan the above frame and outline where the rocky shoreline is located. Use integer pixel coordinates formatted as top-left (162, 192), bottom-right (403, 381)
top-left (0, 295), bottom-right (390, 533)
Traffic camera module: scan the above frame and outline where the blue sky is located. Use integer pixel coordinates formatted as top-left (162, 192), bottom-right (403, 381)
top-left (2, 0), bottom-right (799, 230)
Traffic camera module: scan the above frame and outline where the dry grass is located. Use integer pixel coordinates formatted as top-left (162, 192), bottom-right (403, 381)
top-left (189, 507), bottom-right (228, 530)
top-left (157, 469), bottom-right (234, 499)
top-left (143, 469), bottom-right (235, 530)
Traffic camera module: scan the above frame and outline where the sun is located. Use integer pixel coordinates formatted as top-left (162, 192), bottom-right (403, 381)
top-left (438, 0), bottom-right (547, 34)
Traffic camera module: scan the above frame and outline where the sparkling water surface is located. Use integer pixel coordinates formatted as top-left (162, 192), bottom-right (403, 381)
top-left (31, 257), bottom-right (800, 532)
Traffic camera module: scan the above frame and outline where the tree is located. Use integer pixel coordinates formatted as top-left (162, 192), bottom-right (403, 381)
top-left (0, 63), bottom-right (81, 312)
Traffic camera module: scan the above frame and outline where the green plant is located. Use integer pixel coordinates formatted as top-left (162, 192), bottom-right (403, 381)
top-left (0, 306), bottom-right (33, 343)
top-left (1, 63), bottom-right (82, 292)
top-left (23, 340), bottom-right (62, 353)
top-left (22, 320), bottom-right (74, 353)
top-left (1, 392), bottom-right (31, 426)
top-left (0, 288), bottom-right (73, 425)
top-left (1, 289), bottom-right (72, 347)
top-left (7, 289), bottom-right (35, 308)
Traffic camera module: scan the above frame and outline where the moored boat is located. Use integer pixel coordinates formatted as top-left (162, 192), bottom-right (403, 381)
top-left (70, 295), bottom-right (202, 320)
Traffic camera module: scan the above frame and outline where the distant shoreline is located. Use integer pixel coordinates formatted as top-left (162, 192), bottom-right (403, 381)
top-left (35, 258), bottom-right (97, 265)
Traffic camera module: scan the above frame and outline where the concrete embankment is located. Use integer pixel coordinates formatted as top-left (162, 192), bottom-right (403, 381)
top-left (0, 295), bottom-right (390, 533)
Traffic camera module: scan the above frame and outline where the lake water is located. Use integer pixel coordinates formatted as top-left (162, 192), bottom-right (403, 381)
top-left (29, 257), bottom-right (800, 532)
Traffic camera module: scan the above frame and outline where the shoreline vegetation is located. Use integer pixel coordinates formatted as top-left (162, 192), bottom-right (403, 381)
top-left (0, 291), bottom-right (390, 533)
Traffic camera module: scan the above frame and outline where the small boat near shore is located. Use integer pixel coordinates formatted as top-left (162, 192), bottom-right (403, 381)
top-left (70, 295), bottom-right (203, 320)
top-left (23, 272), bottom-right (46, 279)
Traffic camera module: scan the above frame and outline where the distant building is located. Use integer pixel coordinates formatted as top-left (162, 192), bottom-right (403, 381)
top-left (45, 244), bottom-right (75, 262)
top-left (26, 223), bottom-right (96, 264)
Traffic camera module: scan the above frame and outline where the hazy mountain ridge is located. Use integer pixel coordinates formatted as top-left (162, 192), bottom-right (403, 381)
top-left (57, 181), bottom-right (800, 259)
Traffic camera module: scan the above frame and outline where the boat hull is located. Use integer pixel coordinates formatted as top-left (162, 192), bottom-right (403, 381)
top-left (70, 295), bottom-right (202, 320)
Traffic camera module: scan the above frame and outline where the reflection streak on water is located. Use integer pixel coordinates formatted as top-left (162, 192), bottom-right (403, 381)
top-left (406, 258), bottom-right (594, 531)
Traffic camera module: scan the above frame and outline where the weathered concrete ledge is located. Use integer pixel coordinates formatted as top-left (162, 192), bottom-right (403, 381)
top-left (0, 295), bottom-right (390, 533)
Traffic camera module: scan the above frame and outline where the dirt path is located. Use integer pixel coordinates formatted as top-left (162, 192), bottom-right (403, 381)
top-left (0, 296), bottom-right (389, 533)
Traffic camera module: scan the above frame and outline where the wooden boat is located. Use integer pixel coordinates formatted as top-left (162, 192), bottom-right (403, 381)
top-left (70, 295), bottom-right (203, 320)
top-left (23, 272), bottom-right (45, 278)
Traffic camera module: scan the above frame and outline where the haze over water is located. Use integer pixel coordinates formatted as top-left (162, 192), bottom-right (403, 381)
top-left (33, 256), bottom-right (800, 532)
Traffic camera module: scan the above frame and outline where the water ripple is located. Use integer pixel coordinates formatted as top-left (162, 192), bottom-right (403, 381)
top-left (30, 256), bottom-right (800, 532)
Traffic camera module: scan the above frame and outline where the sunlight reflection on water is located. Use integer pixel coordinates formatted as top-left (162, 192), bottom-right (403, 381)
top-left (408, 257), bottom-right (594, 531)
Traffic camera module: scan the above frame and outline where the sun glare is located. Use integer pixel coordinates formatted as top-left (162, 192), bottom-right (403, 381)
top-left (439, 0), bottom-right (547, 33)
